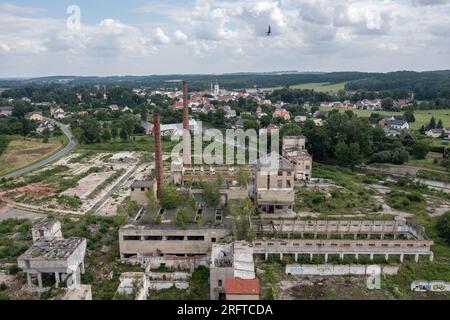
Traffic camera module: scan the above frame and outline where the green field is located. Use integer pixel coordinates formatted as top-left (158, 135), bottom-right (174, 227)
top-left (319, 107), bottom-right (450, 130)
top-left (289, 82), bottom-right (346, 93)
top-left (0, 136), bottom-right (66, 176)
top-left (264, 82), bottom-right (347, 93)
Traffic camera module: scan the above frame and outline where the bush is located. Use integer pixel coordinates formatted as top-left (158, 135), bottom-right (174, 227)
top-left (370, 148), bottom-right (409, 165)
top-left (411, 141), bottom-right (430, 160)
top-left (437, 212), bottom-right (450, 244)
top-left (8, 264), bottom-right (20, 275)
top-left (0, 135), bottom-right (10, 156)
top-left (159, 185), bottom-right (182, 209)
top-left (202, 181), bottom-right (221, 207)
top-left (430, 146), bottom-right (445, 154)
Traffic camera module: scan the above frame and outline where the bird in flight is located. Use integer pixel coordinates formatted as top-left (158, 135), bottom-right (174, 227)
top-left (266, 25), bottom-right (271, 36)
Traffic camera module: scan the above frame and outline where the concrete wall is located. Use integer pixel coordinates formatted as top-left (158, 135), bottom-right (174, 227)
top-left (32, 221), bottom-right (63, 243)
top-left (147, 272), bottom-right (190, 281)
top-left (256, 190), bottom-right (295, 203)
top-left (256, 170), bottom-right (294, 190)
top-left (226, 188), bottom-right (249, 201)
top-left (210, 266), bottom-right (234, 300)
top-left (226, 294), bottom-right (259, 300)
top-left (148, 281), bottom-right (189, 290)
top-left (130, 188), bottom-right (150, 206)
top-left (144, 255), bottom-right (208, 270)
top-left (286, 264), bottom-right (399, 276)
top-left (282, 137), bottom-right (306, 155)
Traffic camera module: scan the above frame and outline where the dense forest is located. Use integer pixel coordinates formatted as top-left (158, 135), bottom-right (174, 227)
top-left (345, 71), bottom-right (450, 100)
top-left (2, 70), bottom-right (450, 102)
top-left (0, 72), bottom-right (378, 91)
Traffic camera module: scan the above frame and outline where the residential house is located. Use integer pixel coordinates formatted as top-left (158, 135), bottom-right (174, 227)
top-left (202, 104), bottom-right (216, 114)
top-left (331, 101), bottom-right (342, 108)
top-left (0, 106), bottom-right (13, 117)
top-left (27, 111), bottom-right (43, 121)
top-left (221, 106), bottom-right (237, 119)
top-left (274, 101), bottom-right (285, 109)
top-left (225, 279), bottom-right (260, 300)
top-left (36, 120), bottom-right (55, 134)
top-left (141, 121), bottom-right (154, 135)
top-left (256, 107), bottom-right (267, 119)
top-left (313, 119), bottom-right (323, 126)
top-left (379, 117), bottom-right (410, 130)
top-left (273, 108), bottom-right (291, 121)
top-left (426, 129), bottom-right (444, 138)
top-left (53, 111), bottom-right (66, 119)
top-left (383, 128), bottom-right (401, 138)
top-left (313, 110), bottom-right (328, 119)
top-left (50, 106), bottom-right (64, 116)
top-left (109, 104), bottom-right (120, 111)
top-left (294, 115), bottom-right (307, 123)
top-left (169, 101), bottom-right (184, 111)
top-left (357, 99), bottom-right (382, 110)
top-left (234, 118), bottom-right (245, 130)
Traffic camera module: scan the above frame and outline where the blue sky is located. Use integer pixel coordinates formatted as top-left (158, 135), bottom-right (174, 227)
top-left (0, 0), bottom-right (450, 77)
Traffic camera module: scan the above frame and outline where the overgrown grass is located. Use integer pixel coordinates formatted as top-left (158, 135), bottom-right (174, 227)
top-left (148, 266), bottom-right (210, 300)
top-left (385, 191), bottom-right (426, 215)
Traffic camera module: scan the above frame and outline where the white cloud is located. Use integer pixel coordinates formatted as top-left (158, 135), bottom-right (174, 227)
top-left (0, 2), bottom-right (47, 15)
top-left (174, 30), bottom-right (188, 44)
top-left (1, 0), bottom-right (450, 76)
top-left (155, 27), bottom-right (171, 44)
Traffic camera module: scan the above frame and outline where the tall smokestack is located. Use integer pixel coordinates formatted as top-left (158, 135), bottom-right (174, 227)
top-left (182, 81), bottom-right (192, 166)
top-left (154, 113), bottom-right (163, 200)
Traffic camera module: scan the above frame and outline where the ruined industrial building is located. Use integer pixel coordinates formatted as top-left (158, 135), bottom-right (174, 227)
top-left (17, 219), bottom-right (88, 291)
top-left (113, 80), bottom-right (436, 301)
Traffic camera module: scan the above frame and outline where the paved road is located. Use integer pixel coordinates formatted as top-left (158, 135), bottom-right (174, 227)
top-left (0, 120), bottom-right (78, 180)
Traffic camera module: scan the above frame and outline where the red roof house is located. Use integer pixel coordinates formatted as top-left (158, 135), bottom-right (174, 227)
top-left (225, 279), bottom-right (260, 300)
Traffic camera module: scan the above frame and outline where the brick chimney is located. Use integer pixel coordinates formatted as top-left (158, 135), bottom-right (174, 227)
top-left (153, 113), bottom-right (163, 200)
top-left (182, 81), bottom-right (192, 166)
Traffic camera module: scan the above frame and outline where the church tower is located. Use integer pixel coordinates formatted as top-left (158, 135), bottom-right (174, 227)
top-left (214, 80), bottom-right (220, 96)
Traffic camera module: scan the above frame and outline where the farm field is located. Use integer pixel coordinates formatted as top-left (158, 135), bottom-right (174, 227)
top-left (0, 136), bottom-right (64, 176)
top-left (290, 82), bottom-right (346, 92)
top-left (319, 107), bottom-right (450, 130)
top-left (263, 82), bottom-right (347, 93)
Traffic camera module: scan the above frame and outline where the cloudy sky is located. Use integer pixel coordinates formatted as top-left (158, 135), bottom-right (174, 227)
top-left (0, 0), bottom-right (449, 77)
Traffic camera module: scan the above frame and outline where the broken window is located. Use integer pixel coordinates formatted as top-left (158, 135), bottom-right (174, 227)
top-left (167, 236), bottom-right (185, 241)
top-left (187, 236), bottom-right (205, 241)
top-left (123, 236), bottom-right (140, 241)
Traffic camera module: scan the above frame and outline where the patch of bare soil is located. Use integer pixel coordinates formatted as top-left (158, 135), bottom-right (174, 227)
top-left (278, 276), bottom-right (392, 300)
top-left (425, 196), bottom-right (450, 217)
top-left (5, 184), bottom-right (56, 200)
top-left (15, 147), bottom-right (54, 156)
